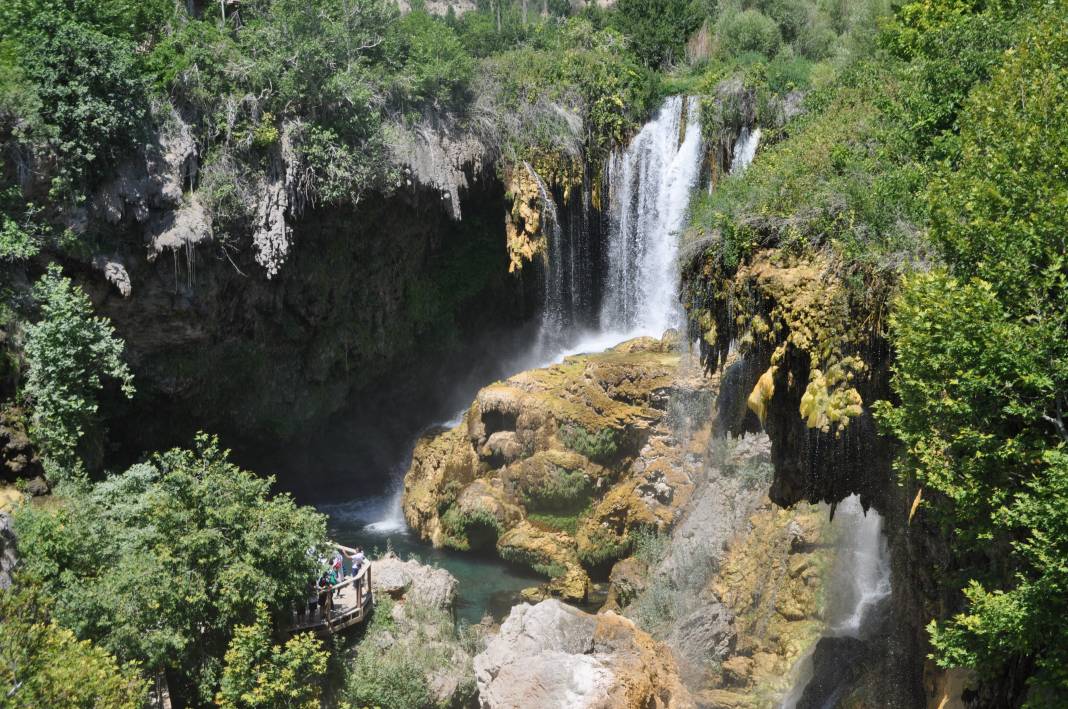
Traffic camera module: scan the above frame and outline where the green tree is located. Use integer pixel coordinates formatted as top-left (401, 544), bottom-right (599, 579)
top-left (610, 0), bottom-right (704, 67)
top-left (23, 264), bottom-right (134, 473)
top-left (877, 7), bottom-right (1068, 702)
top-left (0, 584), bottom-right (148, 708)
top-left (13, 434), bottom-right (329, 704)
top-left (216, 603), bottom-right (328, 709)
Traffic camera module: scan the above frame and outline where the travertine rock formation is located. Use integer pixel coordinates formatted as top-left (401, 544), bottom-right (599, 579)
top-left (403, 335), bottom-right (718, 600)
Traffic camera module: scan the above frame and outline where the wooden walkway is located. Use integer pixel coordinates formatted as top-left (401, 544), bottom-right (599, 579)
top-left (287, 544), bottom-right (374, 638)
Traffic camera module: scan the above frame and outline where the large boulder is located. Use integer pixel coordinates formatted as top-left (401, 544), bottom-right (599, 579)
top-left (369, 552), bottom-right (458, 610)
top-left (474, 599), bottom-right (694, 709)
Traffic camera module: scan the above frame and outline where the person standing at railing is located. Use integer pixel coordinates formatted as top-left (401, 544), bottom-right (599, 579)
top-left (330, 551), bottom-right (344, 595)
top-left (346, 546), bottom-right (366, 578)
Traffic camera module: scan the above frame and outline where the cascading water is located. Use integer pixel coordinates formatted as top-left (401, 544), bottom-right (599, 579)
top-left (730, 126), bottom-right (761, 174)
top-left (527, 163), bottom-right (569, 348)
top-left (780, 494), bottom-right (892, 708)
top-left (599, 96), bottom-right (704, 337)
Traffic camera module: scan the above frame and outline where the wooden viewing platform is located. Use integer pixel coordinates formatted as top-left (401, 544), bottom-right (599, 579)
top-left (287, 544), bottom-right (374, 637)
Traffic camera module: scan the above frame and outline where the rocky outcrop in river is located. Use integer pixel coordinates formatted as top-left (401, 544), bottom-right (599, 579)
top-left (403, 334), bottom-right (719, 600)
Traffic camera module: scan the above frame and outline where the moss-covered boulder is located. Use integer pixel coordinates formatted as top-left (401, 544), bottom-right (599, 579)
top-left (403, 335), bottom-right (719, 601)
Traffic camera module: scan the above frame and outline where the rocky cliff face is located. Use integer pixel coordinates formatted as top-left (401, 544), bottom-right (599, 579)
top-left (403, 334), bottom-right (718, 600)
top-left (72, 170), bottom-right (539, 486)
top-left (681, 245), bottom-right (933, 707)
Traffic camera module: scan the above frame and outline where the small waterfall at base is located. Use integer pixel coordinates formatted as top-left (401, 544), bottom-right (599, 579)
top-left (780, 494), bottom-right (892, 708)
top-left (599, 95), bottom-right (704, 337)
top-left (730, 126), bottom-right (761, 174)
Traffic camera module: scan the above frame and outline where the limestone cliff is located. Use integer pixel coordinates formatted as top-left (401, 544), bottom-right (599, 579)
top-left (680, 244), bottom-right (933, 707)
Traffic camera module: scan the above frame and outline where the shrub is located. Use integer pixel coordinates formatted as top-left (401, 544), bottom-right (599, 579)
top-left (559, 424), bottom-right (622, 464)
top-left (441, 505), bottom-right (502, 551)
top-left (13, 434), bottom-right (328, 704)
top-left (497, 544), bottom-right (567, 580)
top-left (522, 466), bottom-right (592, 512)
top-left (0, 583), bottom-right (148, 707)
top-left (719, 9), bottom-right (782, 58)
top-left (216, 604), bottom-right (328, 709)
top-left (577, 526), bottom-right (630, 568)
top-left (609, 0), bottom-right (705, 68)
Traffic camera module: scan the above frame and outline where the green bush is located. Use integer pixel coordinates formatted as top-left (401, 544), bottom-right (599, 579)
top-left (521, 466), bottom-right (592, 512)
top-left (877, 7), bottom-right (1068, 698)
top-left (577, 526), bottom-right (630, 568)
top-left (719, 9), bottom-right (782, 58)
top-left (0, 583), bottom-right (148, 707)
top-left (13, 434), bottom-right (328, 704)
top-left (216, 604), bottom-right (328, 709)
top-left (609, 0), bottom-right (704, 67)
top-left (386, 10), bottom-right (474, 110)
top-left (441, 505), bottom-right (502, 551)
top-left (559, 424), bottom-right (622, 464)
top-left (498, 544), bottom-right (567, 580)
top-left (23, 264), bottom-right (134, 472)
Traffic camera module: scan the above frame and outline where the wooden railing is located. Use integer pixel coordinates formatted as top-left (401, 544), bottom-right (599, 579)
top-left (289, 543), bottom-right (374, 635)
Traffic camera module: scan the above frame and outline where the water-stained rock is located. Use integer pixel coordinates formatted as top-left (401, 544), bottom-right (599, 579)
top-left (474, 599), bottom-right (694, 709)
top-left (370, 551), bottom-right (458, 610)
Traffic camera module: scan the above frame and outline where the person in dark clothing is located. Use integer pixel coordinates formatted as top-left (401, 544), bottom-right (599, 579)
top-left (318, 573), bottom-right (333, 617)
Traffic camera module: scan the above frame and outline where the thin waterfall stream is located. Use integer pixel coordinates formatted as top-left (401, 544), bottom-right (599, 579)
top-left (780, 494), bottom-right (893, 708)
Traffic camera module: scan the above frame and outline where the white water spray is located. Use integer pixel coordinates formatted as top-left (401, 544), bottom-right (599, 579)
top-left (780, 494), bottom-right (891, 708)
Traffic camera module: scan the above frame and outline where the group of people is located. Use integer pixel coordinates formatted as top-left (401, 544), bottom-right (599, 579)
top-left (301, 546), bottom-right (366, 622)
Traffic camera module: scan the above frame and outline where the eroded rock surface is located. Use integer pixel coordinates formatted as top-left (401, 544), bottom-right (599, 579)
top-left (403, 335), bottom-right (718, 600)
top-left (474, 599), bottom-right (694, 709)
top-left (370, 551), bottom-right (458, 610)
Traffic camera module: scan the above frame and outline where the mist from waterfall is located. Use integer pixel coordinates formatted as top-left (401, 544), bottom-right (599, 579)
top-left (780, 494), bottom-right (892, 708)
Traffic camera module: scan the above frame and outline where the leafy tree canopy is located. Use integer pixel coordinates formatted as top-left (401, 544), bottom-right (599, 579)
top-left (23, 263), bottom-right (134, 474)
top-left (0, 583), bottom-right (148, 708)
top-left (877, 5), bottom-right (1068, 701)
top-left (13, 434), bottom-right (329, 703)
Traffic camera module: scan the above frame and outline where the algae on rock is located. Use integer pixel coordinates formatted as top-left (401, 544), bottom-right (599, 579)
top-left (403, 335), bottom-right (718, 601)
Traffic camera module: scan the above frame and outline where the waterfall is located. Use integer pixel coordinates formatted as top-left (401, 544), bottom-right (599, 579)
top-left (526, 163), bottom-right (568, 346)
top-left (828, 495), bottom-right (892, 635)
top-left (599, 96), bottom-right (704, 337)
top-left (730, 126), bottom-right (761, 174)
top-left (780, 494), bottom-right (892, 708)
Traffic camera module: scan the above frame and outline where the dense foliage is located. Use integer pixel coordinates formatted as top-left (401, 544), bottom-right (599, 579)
top-left (0, 583), bottom-right (148, 707)
top-left (216, 603), bottom-right (329, 709)
top-left (878, 5), bottom-right (1068, 701)
top-left (13, 435), bottom-right (328, 703)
